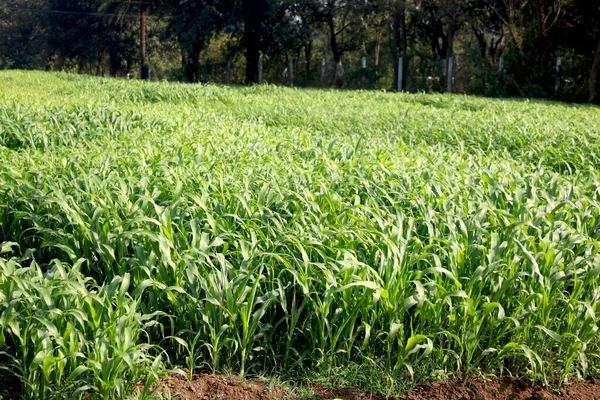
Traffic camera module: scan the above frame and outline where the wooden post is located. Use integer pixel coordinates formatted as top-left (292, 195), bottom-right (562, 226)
top-left (321, 58), bottom-right (326, 83)
top-left (397, 57), bottom-right (403, 91)
top-left (140, 2), bottom-right (148, 80)
top-left (258, 57), bottom-right (263, 84)
top-left (289, 57), bottom-right (294, 87)
top-left (226, 61), bottom-right (231, 83)
top-left (361, 57), bottom-right (366, 69)
top-left (498, 56), bottom-right (505, 74)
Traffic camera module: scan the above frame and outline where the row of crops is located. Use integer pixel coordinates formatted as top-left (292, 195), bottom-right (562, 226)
top-left (1, 71), bottom-right (600, 399)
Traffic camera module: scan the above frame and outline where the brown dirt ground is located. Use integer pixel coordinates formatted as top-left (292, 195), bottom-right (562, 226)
top-left (146, 373), bottom-right (289, 399)
top-left (148, 374), bottom-right (600, 400)
top-left (402, 378), bottom-right (600, 400)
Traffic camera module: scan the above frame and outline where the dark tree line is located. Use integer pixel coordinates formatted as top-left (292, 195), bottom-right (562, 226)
top-left (1, 0), bottom-right (598, 102)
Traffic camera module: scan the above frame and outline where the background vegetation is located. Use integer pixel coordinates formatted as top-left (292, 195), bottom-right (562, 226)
top-left (1, 0), bottom-right (599, 103)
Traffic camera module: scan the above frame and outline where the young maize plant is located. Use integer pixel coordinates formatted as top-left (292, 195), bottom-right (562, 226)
top-left (0, 70), bottom-right (599, 398)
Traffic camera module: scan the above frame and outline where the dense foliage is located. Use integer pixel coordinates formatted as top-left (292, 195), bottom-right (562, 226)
top-left (1, 71), bottom-right (599, 398)
top-left (0, 0), bottom-right (599, 102)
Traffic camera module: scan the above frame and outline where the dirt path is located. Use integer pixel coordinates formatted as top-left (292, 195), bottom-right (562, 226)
top-left (148, 373), bottom-right (600, 400)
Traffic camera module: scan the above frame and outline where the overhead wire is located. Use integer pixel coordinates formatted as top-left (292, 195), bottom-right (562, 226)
top-left (0, 4), bottom-right (175, 20)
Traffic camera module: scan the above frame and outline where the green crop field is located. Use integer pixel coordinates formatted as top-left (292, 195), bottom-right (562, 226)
top-left (1, 70), bottom-right (600, 399)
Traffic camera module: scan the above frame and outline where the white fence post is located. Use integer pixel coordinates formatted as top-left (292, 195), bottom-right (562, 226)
top-left (336, 61), bottom-right (344, 80)
top-left (397, 57), bottom-right (403, 91)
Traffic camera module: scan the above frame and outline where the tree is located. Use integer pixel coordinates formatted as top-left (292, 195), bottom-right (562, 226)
top-left (140, 1), bottom-right (149, 79)
top-left (414, 0), bottom-right (466, 92)
top-left (557, 0), bottom-right (600, 103)
top-left (165, 0), bottom-right (228, 82)
top-left (273, 1), bottom-right (319, 82)
top-left (591, 34), bottom-right (600, 103)
top-left (468, 0), bottom-right (505, 63)
top-left (0, 0), bottom-right (51, 69)
top-left (307, 0), bottom-right (370, 86)
top-left (94, 0), bottom-right (156, 78)
top-left (240, 0), bottom-right (270, 83)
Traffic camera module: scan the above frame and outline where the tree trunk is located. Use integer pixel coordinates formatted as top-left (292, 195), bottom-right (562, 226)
top-left (109, 49), bottom-right (121, 76)
top-left (305, 40), bottom-right (312, 79)
top-left (183, 38), bottom-right (203, 83)
top-left (490, 35), bottom-right (504, 63)
top-left (374, 31), bottom-right (381, 66)
top-left (400, 4), bottom-right (407, 57)
top-left (244, 39), bottom-right (260, 84)
top-left (192, 40), bottom-right (202, 82)
top-left (242, 0), bottom-right (262, 84)
top-left (400, 0), bottom-right (407, 83)
top-left (590, 34), bottom-right (600, 103)
top-left (290, 57), bottom-right (294, 87)
top-left (472, 24), bottom-right (487, 59)
top-left (140, 3), bottom-right (149, 80)
top-left (45, 54), bottom-right (54, 72)
top-left (391, 15), bottom-right (400, 90)
top-left (327, 12), bottom-right (343, 86)
top-left (181, 45), bottom-right (188, 80)
top-left (392, 0), bottom-right (407, 91)
top-left (534, 0), bottom-right (549, 72)
top-left (431, 19), bottom-right (448, 61)
top-left (96, 49), bottom-right (106, 76)
top-left (295, 48), bottom-right (301, 78)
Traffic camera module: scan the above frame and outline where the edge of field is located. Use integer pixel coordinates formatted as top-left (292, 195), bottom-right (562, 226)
top-left (142, 372), bottom-right (600, 400)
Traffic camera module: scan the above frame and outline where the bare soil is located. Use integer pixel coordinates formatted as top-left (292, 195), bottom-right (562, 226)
top-left (402, 378), bottom-right (600, 400)
top-left (148, 374), bottom-right (600, 400)
top-left (146, 373), bottom-right (289, 399)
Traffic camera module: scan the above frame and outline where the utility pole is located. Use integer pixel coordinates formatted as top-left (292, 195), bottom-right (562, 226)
top-left (140, 2), bottom-right (149, 80)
